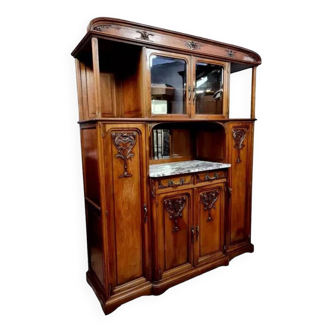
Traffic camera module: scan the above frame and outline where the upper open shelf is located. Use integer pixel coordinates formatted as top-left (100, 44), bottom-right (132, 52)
top-left (73, 18), bottom-right (261, 122)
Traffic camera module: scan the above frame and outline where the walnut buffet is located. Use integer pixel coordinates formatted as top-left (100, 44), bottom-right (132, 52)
top-left (72, 17), bottom-right (261, 315)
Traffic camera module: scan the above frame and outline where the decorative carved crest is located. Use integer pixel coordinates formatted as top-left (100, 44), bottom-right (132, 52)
top-left (112, 132), bottom-right (137, 178)
top-left (136, 30), bottom-right (153, 41)
top-left (200, 190), bottom-right (219, 222)
top-left (232, 128), bottom-right (247, 163)
top-left (186, 40), bottom-right (201, 50)
top-left (93, 25), bottom-right (120, 31)
top-left (164, 197), bottom-right (186, 232)
top-left (227, 50), bottom-right (236, 57)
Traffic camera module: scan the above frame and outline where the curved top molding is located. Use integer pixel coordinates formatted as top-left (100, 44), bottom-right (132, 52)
top-left (72, 17), bottom-right (261, 66)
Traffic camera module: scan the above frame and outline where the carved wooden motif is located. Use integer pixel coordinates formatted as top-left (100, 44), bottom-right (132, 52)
top-left (200, 190), bottom-right (220, 222)
top-left (112, 132), bottom-right (137, 178)
top-left (93, 25), bottom-right (120, 31)
top-left (232, 128), bottom-right (247, 163)
top-left (164, 197), bottom-right (186, 232)
top-left (186, 40), bottom-right (201, 50)
top-left (136, 30), bottom-right (153, 41)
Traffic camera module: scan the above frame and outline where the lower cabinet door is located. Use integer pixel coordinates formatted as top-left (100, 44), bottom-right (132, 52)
top-left (156, 189), bottom-right (194, 280)
top-left (194, 183), bottom-right (226, 266)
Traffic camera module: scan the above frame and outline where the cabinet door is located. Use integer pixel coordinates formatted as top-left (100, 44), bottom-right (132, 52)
top-left (227, 123), bottom-right (253, 249)
top-left (194, 184), bottom-right (226, 266)
top-left (191, 57), bottom-right (229, 119)
top-left (102, 124), bottom-right (149, 294)
top-left (146, 49), bottom-right (191, 118)
top-left (156, 190), bottom-right (194, 280)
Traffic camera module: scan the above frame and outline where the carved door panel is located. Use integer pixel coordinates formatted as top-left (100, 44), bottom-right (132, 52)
top-left (194, 184), bottom-right (226, 266)
top-left (227, 123), bottom-right (253, 249)
top-left (102, 123), bottom-right (149, 294)
top-left (156, 189), bottom-right (194, 280)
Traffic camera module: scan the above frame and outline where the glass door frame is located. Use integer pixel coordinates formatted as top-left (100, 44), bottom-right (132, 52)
top-left (146, 48), bottom-right (192, 119)
top-left (190, 57), bottom-right (230, 119)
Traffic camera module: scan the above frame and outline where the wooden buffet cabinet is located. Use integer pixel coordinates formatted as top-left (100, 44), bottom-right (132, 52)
top-left (72, 17), bottom-right (261, 315)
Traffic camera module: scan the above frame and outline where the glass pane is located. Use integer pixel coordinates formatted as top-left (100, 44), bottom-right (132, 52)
top-left (150, 55), bottom-right (186, 115)
top-left (195, 62), bottom-right (223, 114)
top-left (229, 69), bottom-right (251, 118)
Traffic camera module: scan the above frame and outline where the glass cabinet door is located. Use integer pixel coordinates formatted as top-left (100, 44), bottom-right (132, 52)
top-left (194, 60), bottom-right (225, 116)
top-left (148, 51), bottom-right (189, 116)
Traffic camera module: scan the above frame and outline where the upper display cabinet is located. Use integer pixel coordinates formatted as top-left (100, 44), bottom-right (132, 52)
top-left (72, 17), bottom-right (261, 121)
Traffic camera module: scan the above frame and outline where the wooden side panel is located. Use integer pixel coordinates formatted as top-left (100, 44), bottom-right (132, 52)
top-left (121, 49), bottom-right (143, 118)
top-left (157, 190), bottom-right (194, 278)
top-left (100, 72), bottom-right (117, 117)
top-left (75, 59), bottom-right (84, 120)
top-left (82, 128), bottom-right (100, 205)
top-left (81, 127), bottom-right (104, 286)
top-left (228, 123), bottom-right (253, 246)
top-left (86, 204), bottom-right (104, 285)
top-left (103, 124), bottom-right (148, 287)
top-left (196, 129), bottom-right (225, 161)
top-left (194, 184), bottom-right (225, 265)
top-left (86, 65), bottom-right (97, 118)
top-left (79, 63), bottom-right (97, 119)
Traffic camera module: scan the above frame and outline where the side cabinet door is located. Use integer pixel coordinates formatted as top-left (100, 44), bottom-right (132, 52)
top-left (102, 123), bottom-right (149, 294)
top-left (194, 184), bottom-right (226, 266)
top-left (156, 189), bottom-right (194, 280)
top-left (227, 123), bottom-right (254, 249)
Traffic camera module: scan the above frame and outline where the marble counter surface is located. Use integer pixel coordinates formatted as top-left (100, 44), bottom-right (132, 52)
top-left (149, 160), bottom-right (231, 178)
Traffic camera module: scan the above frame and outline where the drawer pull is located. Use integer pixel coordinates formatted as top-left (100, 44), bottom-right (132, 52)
top-left (158, 177), bottom-right (189, 189)
top-left (204, 172), bottom-right (218, 181)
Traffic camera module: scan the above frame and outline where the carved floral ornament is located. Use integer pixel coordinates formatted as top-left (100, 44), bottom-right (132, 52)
top-left (93, 24), bottom-right (120, 31)
top-left (136, 30), bottom-right (154, 41)
top-left (200, 190), bottom-right (219, 222)
top-left (112, 132), bottom-right (137, 178)
top-left (186, 40), bottom-right (201, 50)
top-left (232, 128), bottom-right (247, 163)
top-left (164, 197), bottom-right (186, 232)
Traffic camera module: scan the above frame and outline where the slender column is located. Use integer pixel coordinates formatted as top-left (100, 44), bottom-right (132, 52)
top-left (91, 37), bottom-right (101, 116)
top-left (250, 67), bottom-right (257, 119)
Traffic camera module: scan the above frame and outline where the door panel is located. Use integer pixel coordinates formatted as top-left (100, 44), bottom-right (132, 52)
top-left (191, 57), bottom-right (229, 119)
top-left (194, 184), bottom-right (225, 265)
top-left (146, 49), bottom-right (191, 118)
top-left (103, 124), bottom-right (149, 290)
top-left (227, 123), bottom-right (253, 247)
top-left (157, 190), bottom-right (194, 279)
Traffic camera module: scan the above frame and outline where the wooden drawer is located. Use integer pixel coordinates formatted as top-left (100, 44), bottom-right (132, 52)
top-left (153, 175), bottom-right (193, 193)
top-left (195, 170), bottom-right (227, 184)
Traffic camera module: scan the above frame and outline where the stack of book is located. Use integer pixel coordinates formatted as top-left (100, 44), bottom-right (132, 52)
top-left (153, 129), bottom-right (170, 159)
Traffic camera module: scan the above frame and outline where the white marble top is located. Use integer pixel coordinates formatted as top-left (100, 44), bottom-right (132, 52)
top-left (149, 160), bottom-right (231, 178)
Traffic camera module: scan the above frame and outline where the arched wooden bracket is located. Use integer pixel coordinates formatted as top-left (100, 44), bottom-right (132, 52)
top-left (112, 132), bottom-right (137, 178)
top-left (232, 128), bottom-right (247, 163)
top-left (200, 190), bottom-right (219, 222)
top-left (164, 197), bottom-right (186, 232)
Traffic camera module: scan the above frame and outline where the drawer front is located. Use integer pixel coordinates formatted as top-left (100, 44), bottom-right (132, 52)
top-left (155, 175), bottom-right (193, 192)
top-left (195, 170), bottom-right (227, 184)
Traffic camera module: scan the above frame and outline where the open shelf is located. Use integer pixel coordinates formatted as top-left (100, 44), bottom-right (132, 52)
top-left (149, 122), bottom-right (226, 165)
